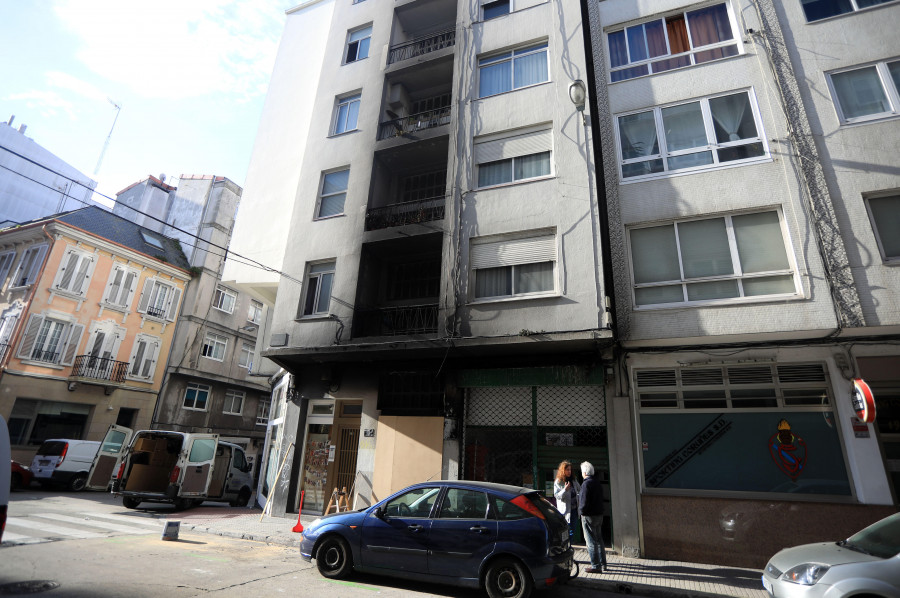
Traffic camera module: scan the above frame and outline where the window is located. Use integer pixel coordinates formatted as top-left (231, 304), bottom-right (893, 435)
top-left (628, 210), bottom-right (798, 307)
top-left (126, 334), bottom-right (160, 380)
top-left (85, 321), bottom-right (125, 364)
top-left (16, 314), bottom-right (84, 366)
top-left (345, 26), bottom-right (371, 63)
top-left (0, 251), bottom-right (16, 287)
top-left (866, 193), bottom-right (900, 261)
top-left (801, 0), bottom-right (896, 22)
top-left (140, 231), bottom-right (164, 249)
top-left (137, 278), bottom-right (181, 321)
top-left (248, 299), bottom-right (263, 324)
top-left (7, 398), bottom-right (90, 446)
top-left (223, 390), bottom-right (245, 415)
top-left (475, 127), bottom-right (552, 187)
top-left (383, 486), bottom-right (441, 518)
top-left (332, 93), bottom-right (361, 135)
top-left (300, 261), bottom-right (335, 317)
top-left (10, 244), bottom-right (48, 288)
top-left (183, 382), bottom-right (211, 411)
top-left (471, 231), bottom-right (557, 300)
top-left (617, 90), bottom-right (767, 180)
top-left (201, 332), bottom-right (227, 361)
top-left (213, 285), bottom-right (237, 314)
top-left (438, 488), bottom-right (489, 519)
top-left (827, 60), bottom-right (900, 124)
top-left (478, 42), bottom-right (548, 98)
top-left (608, 3), bottom-right (739, 82)
top-left (316, 169), bottom-right (349, 219)
top-left (256, 399), bottom-right (271, 425)
top-left (482, 0), bottom-right (510, 20)
top-left (51, 248), bottom-right (96, 297)
top-left (103, 264), bottom-right (139, 309)
top-left (239, 342), bottom-right (254, 369)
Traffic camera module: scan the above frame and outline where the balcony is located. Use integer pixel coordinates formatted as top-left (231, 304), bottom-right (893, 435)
top-left (354, 304), bottom-right (439, 337)
top-left (146, 305), bottom-right (165, 319)
top-left (377, 106), bottom-right (451, 141)
top-left (71, 355), bottom-right (128, 384)
top-left (387, 28), bottom-right (455, 65)
top-left (365, 197), bottom-right (446, 231)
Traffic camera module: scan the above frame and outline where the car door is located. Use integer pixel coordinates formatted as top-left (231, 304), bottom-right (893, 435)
top-left (428, 488), bottom-right (497, 578)
top-left (179, 435), bottom-right (218, 497)
top-left (86, 425), bottom-right (133, 491)
top-left (360, 486), bottom-right (441, 574)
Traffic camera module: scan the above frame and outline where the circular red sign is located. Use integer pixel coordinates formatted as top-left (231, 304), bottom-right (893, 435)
top-left (851, 378), bottom-right (876, 424)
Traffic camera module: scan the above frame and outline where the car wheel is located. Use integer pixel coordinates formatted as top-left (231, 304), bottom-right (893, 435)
top-left (484, 557), bottom-right (533, 598)
top-left (11, 472), bottom-right (22, 491)
top-left (123, 497), bottom-right (142, 509)
top-left (173, 497), bottom-right (193, 511)
top-left (68, 474), bottom-right (88, 492)
top-left (231, 488), bottom-right (251, 507)
top-left (316, 536), bottom-right (353, 579)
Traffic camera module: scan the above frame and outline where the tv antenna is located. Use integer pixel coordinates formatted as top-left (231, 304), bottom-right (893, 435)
top-left (94, 98), bottom-right (121, 175)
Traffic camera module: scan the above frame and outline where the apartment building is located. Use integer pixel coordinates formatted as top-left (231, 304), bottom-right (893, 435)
top-left (0, 207), bottom-right (190, 475)
top-left (583, 0), bottom-right (900, 567)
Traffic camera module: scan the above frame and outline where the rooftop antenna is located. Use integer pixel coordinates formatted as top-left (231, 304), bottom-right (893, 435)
top-left (94, 98), bottom-right (121, 175)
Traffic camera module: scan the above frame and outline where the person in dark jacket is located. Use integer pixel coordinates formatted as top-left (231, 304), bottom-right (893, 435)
top-left (578, 461), bottom-right (607, 573)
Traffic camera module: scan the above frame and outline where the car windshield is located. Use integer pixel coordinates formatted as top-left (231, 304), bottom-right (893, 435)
top-left (842, 513), bottom-right (900, 558)
top-left (36, 441), bottom-right (66, 456)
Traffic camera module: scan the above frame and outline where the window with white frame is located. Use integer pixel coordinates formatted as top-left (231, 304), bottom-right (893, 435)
top-left (616, 90), bottom-right (767, 180)
top-left (10, 244), bottom-right (48, 288)
top-left (201, 332), bottom-right (227, 361)
top-left (475, 127), bottom-right (552, 187)
top-left (212, 285), bottom-right (237, 314)
top-left (85, 320), bottom-right (125, 364)
top-left (256, 398), bottom-right (271, 425)
top-left (332, 93), bottom-right (361, 135)
top-left (628, 210), bottom-right (798, 307)
top-left (478, 42), bottom-right (548, 98)
top-left (137, 278), bottom-right (181, 321)
top-left (223, 389), bottom-right (245, 415)
top-left (316, 168), bottom-right (349, 219)
top-left (16, 313), bottom-right (84, 366)
top-left (608, 2), bottom-right (739, 82)
top-left (827, 59), bottom-right (900, 124)
top-left (127, 334), bottom-right (160, 380)
top-left (239, 342), bottom-right (254, 369)
top-left (866, 193), bottom-right (900, 261)
top-left (248, 299), bottom-right (263, 324)
top-left (344, 25), bottom-right (371, 63)
top-left (299, 261), bottom-right (335, 317)
top-left (103, 264), bottom-right (139, 310)
top-left (482, 0), bottom-right (510, 19)
top-left (470, 231), bottom-right (557, 300)
top-left (51, 248), bottom-right (96, 297)
top-left (183, 382), bottom-right (211, 411)
top-left (0, 251), bottom-right (16, 288)
top-left (801, 0), bottom-right (897, 22)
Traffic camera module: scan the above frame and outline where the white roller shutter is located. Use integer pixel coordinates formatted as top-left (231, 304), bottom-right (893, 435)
top-left (471, 234), bottom-right (557, 269)
top-left (474, 128), bottom-right (551, 164)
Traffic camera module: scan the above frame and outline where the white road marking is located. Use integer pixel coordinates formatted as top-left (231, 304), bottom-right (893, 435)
top-left (32, 513), bottom-right (156, 534)
top-left (5, 517), bottom-right (105, 539)
top-left (78, 512), bottom-right (165, 528)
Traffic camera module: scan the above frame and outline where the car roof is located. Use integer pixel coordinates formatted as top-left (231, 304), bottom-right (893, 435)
top-left (410, 480), bottom-right (537, 496)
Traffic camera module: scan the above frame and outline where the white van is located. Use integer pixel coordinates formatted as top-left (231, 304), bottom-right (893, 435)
top-left (87, 425), bottom-right (254, 510)
top-left (30, 439), bottom-right (101, 491)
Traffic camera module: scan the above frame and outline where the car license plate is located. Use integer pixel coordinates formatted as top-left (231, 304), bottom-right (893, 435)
top-left (40, 460), bottom-right (50, 466)
top-left (761, 574), bottom-right (773, 595)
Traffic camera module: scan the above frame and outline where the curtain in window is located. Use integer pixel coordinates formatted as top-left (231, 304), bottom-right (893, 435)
top-left (644, 20), bottom-right (668, 58)
top-left (686, 3), bottom-right (733, 48)
top-left (479, 59), bottom-right (511, 97)
top-left (608, 31), bottom-right (628, 68)
top-left (513, 49), bottom-right (547, 88)
top-left (319, 195), bottom-right (345, 217)
top-left (630, 225), bottom-right (680, 284)
top-left (320, 170), bottom-right (348, 217)
top-left (515, 262), bottom-right (553, 293)
top-left (832, 67), bottom-right (890, 119)
top-left (475, 266), bottom-right (512, 298)
top-left (514, 152), bottom-right (550, 180)
top-left (678, 218), bottom-right (734, 278)
top-left (732, 211), bottom-right (790, 273)
top-left (666, 15), bottom-right (690, 54)
top-left (868, 195), bottom-right (900, 258)
top-left (709, 93), bottom-right (753, 142)
top-left (478, 159), bottom-right (512, 187)
top-left (316, 273), bottom-right (333, 313)
top-left (626, 25), bottom-right (648, 62)
top-left (619, 111), bottom-right (659, 159)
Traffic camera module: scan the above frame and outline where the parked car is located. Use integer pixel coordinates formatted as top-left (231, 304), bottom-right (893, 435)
top-left (761, 512), bottom-right (900, 598)
top-left (10, 460), bottom-right (33, 491)
top-left (30, 438), bottom-right (101, 491)
top-left (300, 480), bottom-right (574, 598)
top-left (1, 415), bottom-right (10, 543)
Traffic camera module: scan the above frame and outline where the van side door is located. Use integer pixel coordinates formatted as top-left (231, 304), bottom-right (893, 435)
top-left (227, 448), bottom-right (251, 496)
top-left (178, 435), bottom-right (218, 497)
top-left (87, 425), bottom-right (133, 491)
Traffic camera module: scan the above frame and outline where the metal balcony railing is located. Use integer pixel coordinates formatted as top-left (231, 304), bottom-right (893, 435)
top-left (365, 197), bottom-right (446, 230)
top-left (377, 106), bottom-right (451, 140)
top-left (30, 350), bottom-right (59, 364)
top-left (71, 355), bottom-right (128, 383)
top-left (356, 303), bottom-right (439, 336)
top-left (387, 28), bottom-right (456, 65)
top-left (146, 306), bottom-right (166, 318)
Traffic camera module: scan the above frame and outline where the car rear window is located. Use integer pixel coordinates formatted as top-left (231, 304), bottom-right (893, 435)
top-left (36, 441), bottom-right (67, 456)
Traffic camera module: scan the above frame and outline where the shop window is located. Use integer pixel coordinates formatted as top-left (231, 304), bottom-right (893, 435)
top-left (7, 398), bottom-right (90, 446)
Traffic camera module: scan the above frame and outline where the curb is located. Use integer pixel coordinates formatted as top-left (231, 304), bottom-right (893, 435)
top-left (568, 576), bottom-right (740, 598)
top-left (180, 524), bottom-right (301, 547)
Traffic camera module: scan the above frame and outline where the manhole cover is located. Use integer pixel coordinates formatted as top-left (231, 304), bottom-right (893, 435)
top-left (0, 581), bottom-right (61, 595)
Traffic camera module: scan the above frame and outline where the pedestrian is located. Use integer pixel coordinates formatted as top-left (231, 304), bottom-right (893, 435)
top-left (578, 461), bottom-right (607, 574)
top-left (553, 460), bottom-right (581, 540)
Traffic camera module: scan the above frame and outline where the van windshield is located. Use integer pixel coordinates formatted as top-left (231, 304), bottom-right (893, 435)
top-left (36, 441), bottom-right (67, 456)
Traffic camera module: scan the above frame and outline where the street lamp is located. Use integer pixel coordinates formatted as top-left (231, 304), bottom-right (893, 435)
top-left (568, 79), bottom-right (587, 124)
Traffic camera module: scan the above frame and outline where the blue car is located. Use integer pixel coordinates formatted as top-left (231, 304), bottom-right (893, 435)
top-left (300, 480), bottom-right (574, 598)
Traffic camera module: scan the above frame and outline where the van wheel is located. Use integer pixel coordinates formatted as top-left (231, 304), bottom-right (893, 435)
top-left (68, 474), bottom-right (88, 492)
top-left (123, 497), bottom-right (141, 509)
top-left (316, 536), bottom-right (352, 579)
top-left (173, 497), bottom-right (193, 511)
top-left (484, 557), bottom-right (533, 598)
top-left (231, 488), bottom-right (251, 507)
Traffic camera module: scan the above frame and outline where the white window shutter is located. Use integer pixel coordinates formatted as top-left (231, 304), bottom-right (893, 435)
top-left (24, 245), bottom-right (49, 285)
top-left (0, 314), bottom-right (18, 345)
top-left (61, 323), bottom-right (85, 366)
top-left (104, 266), bottom-right (122, 303)
top-left (123, 271), bottom-right (139, 308)
top-left (166, 287), bottom-right (182, 322)
top-left (110, 326), bottom-right (126, 360)
top-left (474, 129), bottom-right (552, 164)
top-left (16, 314), bottom-right (44, 359)
top-left (471, 234), bottom-right (557, 269)
top-left (141, 340), bottom-right (160, 379)
top-left (137, 279), bottom-right (153, 313)
top-left (74, 254), bottom-right (96, 296)
top-left (129, 338), bottom-right (146, 376)
top-left (55, 249), bottom-right (77, 291)
top-left (0, 252), bottom-right (15, 284)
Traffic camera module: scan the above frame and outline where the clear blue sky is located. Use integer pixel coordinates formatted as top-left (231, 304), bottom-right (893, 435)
top-left (0, 0), bottom-right (295, 204)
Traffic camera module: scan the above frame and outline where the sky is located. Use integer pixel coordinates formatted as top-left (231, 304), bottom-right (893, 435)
top-left (0, 0), bottom-right (295, 205)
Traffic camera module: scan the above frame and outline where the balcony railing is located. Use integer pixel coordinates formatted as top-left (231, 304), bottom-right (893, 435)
top-left (0, 343), bottom-right (8, 364)
top-left (146, 305), bottom-right (166, 318)
top-left (356, 303), bottom-right (439, 336)
top-left (30, 350), bottom-right (59, 364)
top-left (387, 28), bottom-right (456, 65)
top-left (365, 197), bottom-right (446, 230)
top-left (377, 106), bottom-right (451, 140)
top-left (71, 355), bottom-right (128, 383)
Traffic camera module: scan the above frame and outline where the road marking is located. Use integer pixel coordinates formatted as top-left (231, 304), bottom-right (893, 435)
top-left (32, 513), bottom-right (156, 535)
top-left (5, 517), bottom-right (105, 539)
top-left (77, 512), bottom-right (164, 528)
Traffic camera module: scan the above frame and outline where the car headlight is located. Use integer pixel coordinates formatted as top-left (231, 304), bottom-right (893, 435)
top-left (782, 563), bottom-right (829, 585)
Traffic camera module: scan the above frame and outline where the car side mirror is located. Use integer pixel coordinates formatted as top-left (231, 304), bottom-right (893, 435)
top-left (374, 506), bottom-right (385, 520)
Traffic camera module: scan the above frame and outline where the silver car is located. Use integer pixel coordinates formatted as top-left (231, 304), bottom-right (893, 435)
top-left (762, 513), bottom-right (900, 598)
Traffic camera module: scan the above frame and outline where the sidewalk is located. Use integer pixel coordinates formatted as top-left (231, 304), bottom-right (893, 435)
top-left (168, 505), bottom-right (767, 598)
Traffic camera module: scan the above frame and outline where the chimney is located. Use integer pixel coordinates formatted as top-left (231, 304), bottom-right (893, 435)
top-left (18, 124), bottom-right (27, 134)
top-left (7, 115), bottom-right (14, 126)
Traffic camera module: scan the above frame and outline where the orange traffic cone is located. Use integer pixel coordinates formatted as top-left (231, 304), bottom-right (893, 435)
top-left (292, 491), bottom-right (305, 533)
